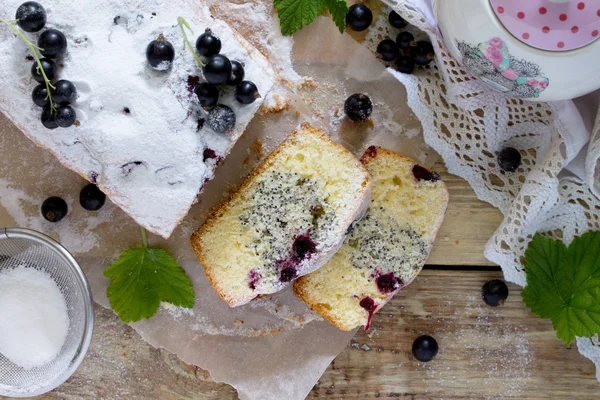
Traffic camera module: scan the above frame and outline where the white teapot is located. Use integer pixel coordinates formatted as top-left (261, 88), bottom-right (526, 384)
top-left (433, 0), bottom-right (600, 101)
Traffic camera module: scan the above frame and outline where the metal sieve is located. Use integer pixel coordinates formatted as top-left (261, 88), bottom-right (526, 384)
top-left (0, 228), bottom-right (94, 398)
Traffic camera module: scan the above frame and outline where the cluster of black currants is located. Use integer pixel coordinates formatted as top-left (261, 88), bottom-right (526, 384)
top-left (146, 25), bottom-right (260, 134)
top-left (376, 11), bottom-right (435, 74)
top-left (41, 183), bottom-right (106, 223)
top-left (14, 2), bottom-right (77, 129)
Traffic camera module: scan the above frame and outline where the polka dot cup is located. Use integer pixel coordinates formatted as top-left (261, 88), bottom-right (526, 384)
top-left (434, 0), bottom-right (600, 101)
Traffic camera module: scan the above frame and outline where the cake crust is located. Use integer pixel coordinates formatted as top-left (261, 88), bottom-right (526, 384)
top-left (294, 147), bottom-right (449, 330)
top-left (191, 122), bottom-right (372, 307)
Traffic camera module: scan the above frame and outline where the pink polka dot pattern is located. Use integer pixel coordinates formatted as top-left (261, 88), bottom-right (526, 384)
top-left (491, 0), bottom-right (600, 51)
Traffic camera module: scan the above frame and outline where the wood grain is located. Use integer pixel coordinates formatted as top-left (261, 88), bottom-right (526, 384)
top-left (310, 270), bottom-right (599, 399)
top-left (427, 160), bottom-right (503, 267)
top-left (7, 270), bottom-right (598, 400)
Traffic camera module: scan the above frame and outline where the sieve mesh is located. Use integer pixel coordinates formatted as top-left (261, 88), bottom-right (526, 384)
top-left (0, 228), bottom-right (93, 398)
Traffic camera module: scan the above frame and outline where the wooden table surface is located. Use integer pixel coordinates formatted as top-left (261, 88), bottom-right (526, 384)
top-left (3, 160), bottom-right (596, 400)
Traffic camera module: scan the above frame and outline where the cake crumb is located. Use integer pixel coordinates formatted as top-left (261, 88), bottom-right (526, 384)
top-left (251, 137), bottom-right (264, 159)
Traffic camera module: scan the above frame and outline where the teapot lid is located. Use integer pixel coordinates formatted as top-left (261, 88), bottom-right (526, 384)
top-left (490, 0), bottom-right (600, 51)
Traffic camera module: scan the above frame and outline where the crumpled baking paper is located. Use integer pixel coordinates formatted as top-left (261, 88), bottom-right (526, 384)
top-left (0, 17), bottom-right (434, 400)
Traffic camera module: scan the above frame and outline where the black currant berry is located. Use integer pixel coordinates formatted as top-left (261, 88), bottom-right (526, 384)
top-left (389, 11), bottom-right (407, 29)
top-left (207, 105), bottom-right (236, 134)
top-left (227, 60), bottom-right (245, 86)
top-left (411, 40), bottom-right (434, 66)
top-left (194, 82), bottom-right (220, 108)
top-left (203, 54), bottom-right (232, 85)
top-left (146, 34), bottom-right (175, 71)
top-left (55, 106), bottom-right (77, 128)
top-left (16, 1), bottom-right (46, 32)
top-left (80, 184), bottom-right (106, 211)
top-left (344, 93), bottom-right (373, 122)
top-left (41, 107), bottom-right (58, 129)
top-left (346, 4), bottom-right (373, 32)
top-left (54, 80), bottom-right (77, 105)
top-left (395, 56), bottom-right (415, 74)
top-left (481, 280), bottom-right (509, 307)
top-left (32, 83), bottom-right (52, 107)
top-left (38, 29), bottom-right (68, 59)
top-left (376, 39), bottom-right (399, 62)
top-left (497, 147), bottom-right (521, 172)
top-left (235, 81), bottom-right (260, 104)
top-left (412, 335), bottom-right (438, 362)
top-left (31, 58), bottom-right (56, 83)
top-left (195, 28), bottom-right (221, 57)
top-left (41, 196), bottom-right (68, 222)
top-left (396, 31), bottom-right (415, 50)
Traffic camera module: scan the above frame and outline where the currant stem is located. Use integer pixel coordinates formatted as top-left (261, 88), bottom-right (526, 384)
top-left (177, 17), bottom-right (205, 68)
top-left (141, 227), bottom-right (148, 248)
top-left (0, 18), bottom-right (56, 111)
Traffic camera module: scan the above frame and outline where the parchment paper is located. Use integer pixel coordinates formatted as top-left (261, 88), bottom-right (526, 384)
top-left (0, 17), bottom-right (434, 400)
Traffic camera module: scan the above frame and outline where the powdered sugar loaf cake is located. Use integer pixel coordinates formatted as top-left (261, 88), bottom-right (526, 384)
top-left (294, 147), bottom-right (448, 330)
top-left (0, 0), bottom-right (275, 238)
top-left (191, 123), bottom-right (372, 307)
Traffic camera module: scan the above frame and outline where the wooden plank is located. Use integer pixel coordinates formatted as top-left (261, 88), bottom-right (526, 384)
top-left (427, 160), bottom-right (503, 267)
top-left (12, 269), bottom-right (597, 400)
top-left (310, 269), bottom-right (599, 399)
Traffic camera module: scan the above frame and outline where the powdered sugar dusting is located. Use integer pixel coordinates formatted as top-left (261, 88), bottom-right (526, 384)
top-left (0, 0), bottom-right (275, 238)
top-left (0, 179), bottom-right (105, 253)
top-left (206, 0), bottom-right (301, 110)
top-left (421, 294), bottom-right (534, 398)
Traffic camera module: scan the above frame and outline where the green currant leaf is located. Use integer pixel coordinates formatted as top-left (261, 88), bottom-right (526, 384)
top-left (522, 232), bottom-right (600, 344)
top-left (274, 0), bottom-right (325, 36)
top-left (104, 247), bottom-right (195, 323)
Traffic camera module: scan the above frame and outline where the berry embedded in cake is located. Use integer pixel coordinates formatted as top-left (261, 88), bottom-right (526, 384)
top-left (0, 0), bottom-right (276, 238)
top-left (294, 147), bottom-right (449, 331)
top-left (238, 170), bottom-right (334, 288)
top-left (191, 124), bottom-right (372, 307)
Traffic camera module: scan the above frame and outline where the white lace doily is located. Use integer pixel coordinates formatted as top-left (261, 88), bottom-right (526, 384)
top-left (379, 0), bottom-right (600, 382)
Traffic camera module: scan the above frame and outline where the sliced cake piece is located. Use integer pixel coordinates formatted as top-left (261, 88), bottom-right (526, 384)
top-left (294, 147), bottom-right (448, 330)
top-left (191, 123), bottom-right (372, 307)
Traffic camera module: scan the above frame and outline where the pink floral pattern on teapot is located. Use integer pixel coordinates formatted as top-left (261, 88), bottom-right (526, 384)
top-left (458, 37), bottom-right (549, 98)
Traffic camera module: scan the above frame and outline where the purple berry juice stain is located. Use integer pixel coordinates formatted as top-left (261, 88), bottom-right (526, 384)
top-left (359, 297), bottom-right (377, 331)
